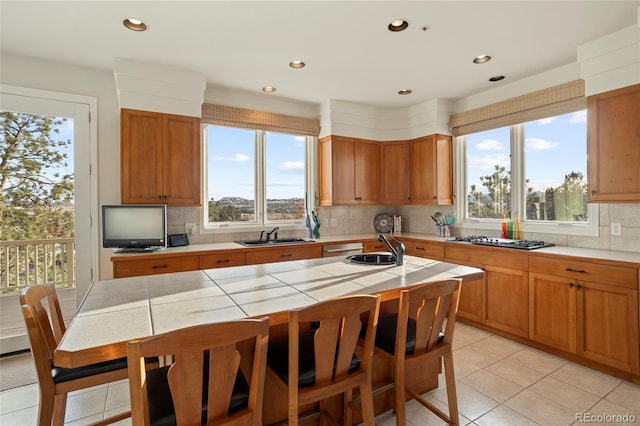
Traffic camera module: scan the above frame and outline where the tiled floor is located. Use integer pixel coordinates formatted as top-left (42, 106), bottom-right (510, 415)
top-left (1, 323), bottom-right (639, 425)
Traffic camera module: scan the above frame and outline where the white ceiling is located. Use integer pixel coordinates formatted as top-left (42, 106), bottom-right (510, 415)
top-left (1, 1), bottom-right (639, 107)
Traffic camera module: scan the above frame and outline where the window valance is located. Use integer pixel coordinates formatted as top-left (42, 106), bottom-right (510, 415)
top-left (449, 79), bottom-right (585, 136)
top-left (201, 103), bottom-right (320, 136)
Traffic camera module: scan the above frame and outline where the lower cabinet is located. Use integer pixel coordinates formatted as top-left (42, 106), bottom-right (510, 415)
top-left (199, 252), bottom-right (245, 269)
top-left (445, 245), bottom-right (529, 337)
top-left (529, 256), bottom-right (639, 374)
top-left (244, 245), bottom-right (323, 265)
top-left (399, 238), bottom-right (444, 260)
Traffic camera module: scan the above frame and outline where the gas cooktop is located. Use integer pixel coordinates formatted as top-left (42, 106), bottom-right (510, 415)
top-left (448, 236), bottom-right (554, 250)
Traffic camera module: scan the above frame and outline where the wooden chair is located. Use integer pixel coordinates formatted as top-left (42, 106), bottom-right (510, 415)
top-left (372, 279), bottom-right (462, 426)
top-left (20, 283), bottom-right (131, 426)
top-left (266, 294), bottom-right (380, 426)
top-left (127, 317), bottom-right (270, 426)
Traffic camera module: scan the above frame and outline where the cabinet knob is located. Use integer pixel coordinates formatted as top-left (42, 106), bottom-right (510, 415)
top-left (591, 190), bottom-right (597, 195)
top-left (569, 282), bottom-right (574, 288)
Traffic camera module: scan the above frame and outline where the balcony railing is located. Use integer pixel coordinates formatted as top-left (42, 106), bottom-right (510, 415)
top-left (0, 238), bottom-right (75, 294)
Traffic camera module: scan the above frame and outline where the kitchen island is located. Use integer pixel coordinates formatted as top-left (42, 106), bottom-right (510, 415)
top-left (56, 254), bottom-right (483, 423)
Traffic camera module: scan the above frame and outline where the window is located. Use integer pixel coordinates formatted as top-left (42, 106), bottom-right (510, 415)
top-left (457, 109), bottom-right (597, 236)
top-left (205, 124), bottom-right (310, 229)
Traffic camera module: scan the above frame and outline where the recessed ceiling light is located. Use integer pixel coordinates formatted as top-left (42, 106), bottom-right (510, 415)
top-left (262, 86), bottom-right (276, 93)
top-left (473, 55), bottom-right (491, 64)
top-left (388, 19), bottom-right (409, 32)
top-left (123, 17), bottom-right (147, 32)
top-left (289, 61), bottom-right (305, 69)
top-left (398, 89), bottom-right (412, 95)
top-left (489, 75), bottom-right (505, 82)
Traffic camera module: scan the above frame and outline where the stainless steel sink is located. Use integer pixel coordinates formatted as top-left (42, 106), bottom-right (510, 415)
top-left (344, 254), bottom-right (396, 265)
top-left (235, 238), bottom-right (315, 247)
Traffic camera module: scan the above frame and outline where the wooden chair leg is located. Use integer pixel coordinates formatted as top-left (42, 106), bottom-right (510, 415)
top-left (52, 393), bottom-right (67, 426)
top-left (394, 367), bottom-right (406, 426)
top-left (443, 353), bottom-right (459, 426)
top-left (344, 389), bottom-right (353, 426)
top-left (359, 383), bottom-right (376, 426)
top-left (37, 390), bottom-right (55, 426)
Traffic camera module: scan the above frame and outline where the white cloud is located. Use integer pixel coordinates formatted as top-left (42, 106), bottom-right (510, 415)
top-left (526, 137), bottom-right (559, 150)
top-left (568, 110), bottom-right (587, 124)
top-left (537, 117), bottom-right (555, 125)
top-left (476, 139), bottom-right (503, 150)
top-left (279, 160), bottom-right (304, 171)
top-left (212, 153), bottom-right (250, 162)
top-left (468, 153), bottom-right (509, 170)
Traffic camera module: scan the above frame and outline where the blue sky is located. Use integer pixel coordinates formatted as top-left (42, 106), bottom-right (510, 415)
top-left (466, 110), bottom-right (587, 193)
top-left (207, 125), bottom-right (305, 201)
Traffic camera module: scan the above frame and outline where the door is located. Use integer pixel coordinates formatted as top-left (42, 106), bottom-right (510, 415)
top-left (0, 85), bottom-right (97, 353)
top-left (529, 272), bottom-right (576, 352)
top-left (483, 265), bottom-right (529, 337)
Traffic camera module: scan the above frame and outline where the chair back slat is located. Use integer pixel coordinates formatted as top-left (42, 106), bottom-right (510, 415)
top-left (334, 313), bottom-right (361, 379)
top-left (128, 318), bottom-right (269, 426)
top-left (313, 318), bottom-right (340, 384)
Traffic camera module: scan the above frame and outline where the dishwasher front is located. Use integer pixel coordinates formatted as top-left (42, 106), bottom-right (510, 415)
top-left (322, 242), bottom-right (364, 257)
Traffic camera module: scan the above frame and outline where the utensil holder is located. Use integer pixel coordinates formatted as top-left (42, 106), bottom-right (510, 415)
top-left (436, 224), bottom-right (451, 237)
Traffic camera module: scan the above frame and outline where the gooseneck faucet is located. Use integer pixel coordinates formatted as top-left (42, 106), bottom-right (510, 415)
top-left (378, 234), bottom-right (405, 266)
top-left (265, 227), bottom-right (279, 242)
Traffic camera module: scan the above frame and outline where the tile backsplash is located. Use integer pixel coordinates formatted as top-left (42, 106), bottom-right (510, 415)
top-left (168, 203), bottom-right (640, 253)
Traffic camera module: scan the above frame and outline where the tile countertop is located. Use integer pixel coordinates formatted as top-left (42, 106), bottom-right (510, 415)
top-left (110, 232), bottom-right (640, 268)
top-left (57, 255), bottom-right (482, 366)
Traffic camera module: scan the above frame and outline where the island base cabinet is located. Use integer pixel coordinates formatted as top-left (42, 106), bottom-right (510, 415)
top-left (578, 280), bottom-right (639, 374)
top-left (457, 275), bottom-right (483, 323)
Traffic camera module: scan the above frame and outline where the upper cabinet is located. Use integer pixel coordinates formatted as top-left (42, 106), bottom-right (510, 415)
top-left (121, 109), bottom-right (201, 206)
top-left (409, 134), bottom-right (453, 205)
top-left (319, 136), bottom-right (380, 206)
top-left (587, 84), bottom-right (640, 202)
top-left (320, 133), bottom-right (453, 206)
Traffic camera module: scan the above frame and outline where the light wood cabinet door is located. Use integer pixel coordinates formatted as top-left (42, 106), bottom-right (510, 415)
top-left (113, 255), bottom-right (199, 278)
top-left (400, 239), bottom-right (444, 260)
top-left (380, 141), bottom-right (410, 204)
top-left (410, 134), bottom-right (453, 205)
top-left (319, 136), bottom-right (380, 205)
top-left (577, 280), bottom-right (639, 374)
top-left (121, 109), bottom-right (201, 206)
top-left (244, 245), bottom-right (322, 265)
top-left (121, 109), bottom-right (164, 204)
top-left (458, 271), bottom-right (483, 323)
top-left (587, 83), bottom-right (640, 202)
top-left (529, 272), bottom-right (576, 353)
top-left (161, 113), bottom-right (201, 205)
top-left (483, 265), bottom-right (529, 337)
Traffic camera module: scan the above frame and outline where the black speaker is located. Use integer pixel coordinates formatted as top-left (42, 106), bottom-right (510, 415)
top-left (168, 233), bottom-right (189, 247)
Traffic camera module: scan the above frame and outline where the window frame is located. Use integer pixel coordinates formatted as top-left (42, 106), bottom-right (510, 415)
top-left (454, 114), bottom-right (599, 237)
top-left (202, 124), bottom-right (317, 233)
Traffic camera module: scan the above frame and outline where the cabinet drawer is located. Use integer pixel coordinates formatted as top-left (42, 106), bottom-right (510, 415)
top-left (529, 256), bottom-right (637, 289)
top-left (245, 245), bottom-right (322, 265)
top-left (199, 252), bottom-right (245, 269)
top-left (401, 239), bottom-right (443, 260)
top-left (445, 244), bottom-right (528, 270)
top-left (113, 256), bottom-right (199, 278)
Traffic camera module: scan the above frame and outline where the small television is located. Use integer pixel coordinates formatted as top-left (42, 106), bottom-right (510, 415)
top-left (102, 205), bottom-right (167, 252)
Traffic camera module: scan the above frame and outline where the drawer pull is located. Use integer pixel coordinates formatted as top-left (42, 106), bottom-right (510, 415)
top-left (566, 268), bottom-right (586, 273)
top-left (416, 247), bottom-right (425, 251)
top-left (281, 253), bottom-right (292, 258)
top-left (217, 259), bottom-right (230, 263)
top-left (152, 265), bottom-right (168, 269)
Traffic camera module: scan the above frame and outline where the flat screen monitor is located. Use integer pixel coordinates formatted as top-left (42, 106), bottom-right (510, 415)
top-left (102, 205), bottom-right (167, 252)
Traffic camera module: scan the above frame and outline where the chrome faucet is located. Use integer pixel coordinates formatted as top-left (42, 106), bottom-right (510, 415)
top-left (265, 227), bottom-right (279, 242)
top-left (378, 234), bottom-right (405, 266)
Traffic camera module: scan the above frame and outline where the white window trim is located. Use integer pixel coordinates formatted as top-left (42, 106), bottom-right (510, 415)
top-left (201, 126), bottom-right (317, 234)
top-left (453, 128), bottom-right (599, 238)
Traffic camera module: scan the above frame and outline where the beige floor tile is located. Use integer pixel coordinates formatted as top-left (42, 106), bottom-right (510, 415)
top-left (454, 323), bottom-right (491, 343)
top-left (461, 369), bottom-right (524, 403)
top-left (453, 345), bottom-right (504, 369)
top-left (581, 399), bottom-right (640, 426)
top-left (475, 405), bottom-right (542, 426)
top-left (0, 403), bottom-right (37, 426)
top-left (464, 335), bottom-right (525, 358)
top-left (484, 357), bottom-right (545, 388)
top-left (105, 380), bottom-right (131, 412)
top-left (453, 354), bottom-right (484, 380)
top-left (550, 362), bottom-right (621, 397)
top-left (504, 389), bottom-right (577, 426)
top-left (0, 382), bottom-right (39, 414)
top-left (64, 385), bottom-right (109, 423)
top-left (431, 381), bottom-right (499, 421)
top-left (605, 381), bottom-right (640, 413)
top-left (528, 376), bottom-right (601, 412)
top-left (506, 347), bottom-right (568, 375)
